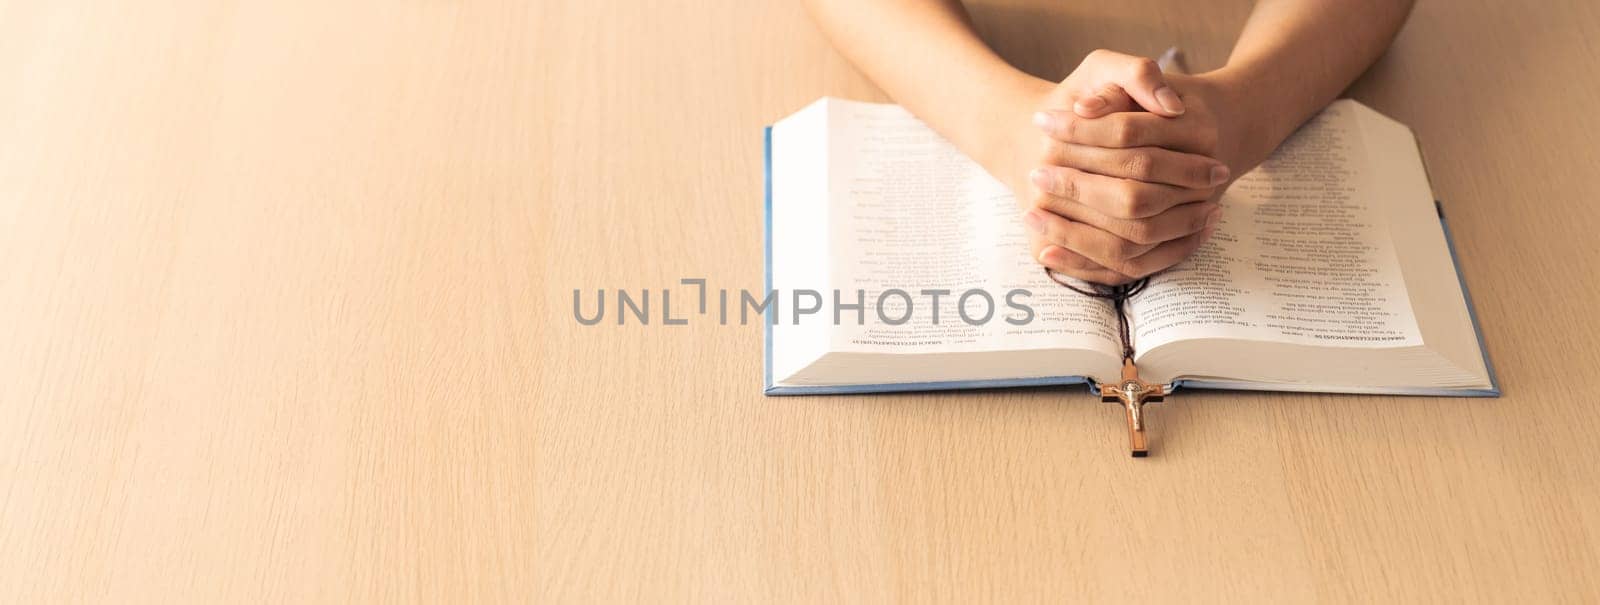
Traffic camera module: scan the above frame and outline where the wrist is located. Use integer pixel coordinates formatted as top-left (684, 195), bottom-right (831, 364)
top-left (1196, 67), bottom-right (1289, 170)
top-left (973, 73), bottom-right (1055, 192)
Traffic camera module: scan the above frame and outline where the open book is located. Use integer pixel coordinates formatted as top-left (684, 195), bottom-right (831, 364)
top-left (764, 98), bottom-right (1496, 397)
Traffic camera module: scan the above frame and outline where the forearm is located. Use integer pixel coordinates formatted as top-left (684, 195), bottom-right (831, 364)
top-left (1214, 0), bottom-right (1415, 151)
top-left (801, 0), bottom-right (1049, 172)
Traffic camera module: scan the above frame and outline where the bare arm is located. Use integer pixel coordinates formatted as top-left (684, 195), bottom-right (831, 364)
top-left (1216, 0), bottom-right (1417, 160)
top-left (799, 0), bottom-right (1051, 176)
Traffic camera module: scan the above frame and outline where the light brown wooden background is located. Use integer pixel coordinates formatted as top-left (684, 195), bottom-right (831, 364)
top-left (2, 0), bottom-right (1598, 602)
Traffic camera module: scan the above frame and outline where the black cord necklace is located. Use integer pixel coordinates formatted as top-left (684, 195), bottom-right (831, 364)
top-left (1042, 268), bottom-right (1149, 361)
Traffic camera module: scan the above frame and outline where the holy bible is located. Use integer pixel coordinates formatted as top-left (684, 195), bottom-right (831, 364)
top-left (762, 97), bottom-right (1497, 449)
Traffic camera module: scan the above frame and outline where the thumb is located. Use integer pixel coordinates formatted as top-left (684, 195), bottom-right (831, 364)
top-left (1073, 83), bottom-right (1139, 119)
top-left (1079, 53), bottom-right (1185, 118)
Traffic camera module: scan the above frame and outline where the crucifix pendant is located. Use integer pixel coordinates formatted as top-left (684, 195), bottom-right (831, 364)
top-left (1100, 358), bottom-right (1164, 457)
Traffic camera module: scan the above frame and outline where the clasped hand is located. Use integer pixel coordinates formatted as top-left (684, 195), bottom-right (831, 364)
top-left (1012, 50), bottom-right (1258, 285)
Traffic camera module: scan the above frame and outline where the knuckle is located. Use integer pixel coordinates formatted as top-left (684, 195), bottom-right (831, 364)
top-left (1110, 238), bottom-right (1144, 261)
top-left (1055, 171), bottom-right (1077, 200)
top-left (1121, 152), bottom-right (1154, 180)
top-left (1114, 181), bottom-right (1146, 218)
top-left (1045, 219), bottom-right (1072, 245)
top-left (1121, 220), bottom-right (1159, 245)
top-left (1110, 117), bottom-right (1141, 147)
top-left (1124, 186), bottom-right (1156, 216)
top-left (1057, 113), bottom-right (1079, 141)
top-left (1130, 57), bottom-right (1161, 78)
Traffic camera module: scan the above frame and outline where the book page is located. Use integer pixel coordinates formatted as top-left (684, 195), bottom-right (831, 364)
top-left (825, 101), bottom-right (1120, 356)
top-left (1129, 102), bottom-right (1424, 353)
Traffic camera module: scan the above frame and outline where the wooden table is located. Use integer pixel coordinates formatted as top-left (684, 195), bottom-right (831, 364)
top-left (3, 1), bottom-right (1598, 601)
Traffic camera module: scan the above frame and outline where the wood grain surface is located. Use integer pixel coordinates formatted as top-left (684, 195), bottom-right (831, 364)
top-left (2, 0), bottom-right (1598, 602)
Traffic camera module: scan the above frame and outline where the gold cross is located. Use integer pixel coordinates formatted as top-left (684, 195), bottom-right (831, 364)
top-left (1100, 359), bottom-right (1164, 457)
